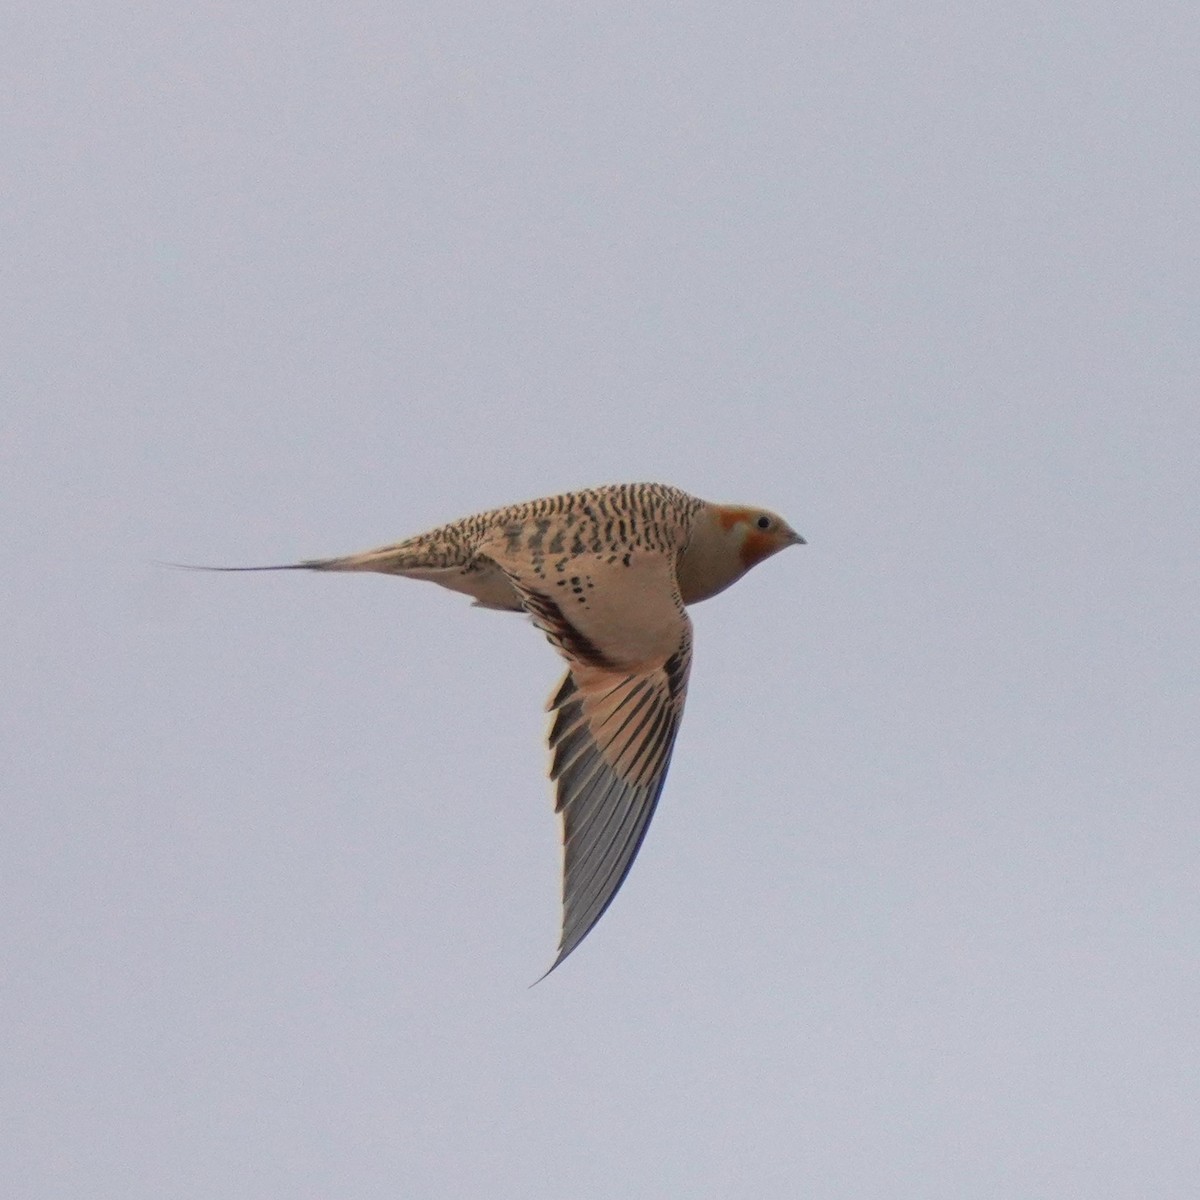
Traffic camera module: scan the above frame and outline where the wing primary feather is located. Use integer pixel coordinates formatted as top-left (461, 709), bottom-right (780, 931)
top-left (548, 674), bottom-right (649, 794)
top-left (549, 703), bottom-right (580, 750)
top-left (565, 781), bottom-right (654, 944)
top-left (572, 781), bottom-right (667, 948)
top-left (575, 761), bottom-right (674, 933)
top-left (610, 695), bottom-right (669, 781)
top-left (550, 723), bottom-right (594, 783)
top-left (563, 805), bottom-right (641, 952)
top-left (590, 677), bottom-right (651, 733)
top-left (624, 704), bottom-right (677, 784)
top-left (560, 760), bottom-right (611, 829)
top-left (564, 779), bottom-right (643, 920)
top-left (563, 772), bottom-right (630, 867)
top-left (595, 685), bottom-right (658, 763)
top-left (560, 750), bottom-right (603, 807)
top-left (563, 711), bottom-right (682, 958)
top-left (547, 671), bottom-right (576, 711)
top-left (557, 749), bottom-right (611, 815)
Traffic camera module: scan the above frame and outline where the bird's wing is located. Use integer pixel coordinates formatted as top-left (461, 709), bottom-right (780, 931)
top-left (478, 537), bottom-right (693, 974)
top-left (542, 644), bottom-right (691, 973)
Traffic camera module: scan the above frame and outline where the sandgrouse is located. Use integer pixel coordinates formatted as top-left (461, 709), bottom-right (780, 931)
top-left (186, 482), bottom-right (804, 973)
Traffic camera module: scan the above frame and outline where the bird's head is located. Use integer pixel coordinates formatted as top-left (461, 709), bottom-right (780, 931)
top-left (676, 502), bottom-right (805, 604)
top-left (715, 506), bottom-right (806, 569)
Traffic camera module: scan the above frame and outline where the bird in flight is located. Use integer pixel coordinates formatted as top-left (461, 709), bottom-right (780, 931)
top-left (182, 482), bottom-right (804, 974)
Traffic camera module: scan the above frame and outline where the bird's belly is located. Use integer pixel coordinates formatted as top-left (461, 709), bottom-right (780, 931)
top-left (407, 563), bottom-right (524, 611)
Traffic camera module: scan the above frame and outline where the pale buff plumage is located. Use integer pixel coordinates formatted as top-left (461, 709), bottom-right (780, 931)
top-left (183, 482), bottom-right (804, 974)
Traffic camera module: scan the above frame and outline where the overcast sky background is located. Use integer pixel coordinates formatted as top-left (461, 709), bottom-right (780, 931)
top-left (5, 3), bottom-right (1198, 1197)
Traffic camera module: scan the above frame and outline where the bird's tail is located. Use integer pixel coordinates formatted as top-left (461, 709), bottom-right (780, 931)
top-left (158, 534), bottom-right (454, 576)
top-left (158, 558), bottom-right (342, 573)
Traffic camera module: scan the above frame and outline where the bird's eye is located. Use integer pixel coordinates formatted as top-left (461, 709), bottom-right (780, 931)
top-left (756, 515), bottom-right (772, 530)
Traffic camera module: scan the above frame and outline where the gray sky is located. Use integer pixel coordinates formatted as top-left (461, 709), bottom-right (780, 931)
top-left (5, 3), bottom-right (1198, 1197)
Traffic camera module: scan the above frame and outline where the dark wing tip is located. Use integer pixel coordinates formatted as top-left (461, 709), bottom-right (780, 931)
top-left (531, 774), bottom-right (669, 985)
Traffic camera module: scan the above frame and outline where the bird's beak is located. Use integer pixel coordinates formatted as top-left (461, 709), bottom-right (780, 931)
top-left (788, 528), bottom-right (807, 546)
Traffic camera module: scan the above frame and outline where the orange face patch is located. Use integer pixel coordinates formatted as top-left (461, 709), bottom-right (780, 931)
top-left (739, 529), bottom-right (777, 568)
top-left (717, 506), bottom-right (757, 532)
